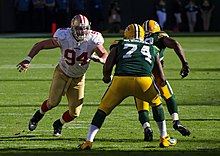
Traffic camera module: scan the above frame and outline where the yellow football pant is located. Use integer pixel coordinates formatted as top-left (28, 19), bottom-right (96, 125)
top-left (135, 80), bottom-right (173, 111)
top-left (98, 76), bottom-right (162, 115)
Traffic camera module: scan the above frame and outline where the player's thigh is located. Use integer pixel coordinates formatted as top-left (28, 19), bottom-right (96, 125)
top-left (158, 80), bottom-right (173, 100)
top-left (98, 76), bottom-right (131, 115)
top-left (48, 66), bottom-right (66, 107)
top-left (135, 77), bottom-right (162, 107)
top-left (134, 97), bottom-right (150, 111)
top-left (66, 75), bottom-right (85, 117)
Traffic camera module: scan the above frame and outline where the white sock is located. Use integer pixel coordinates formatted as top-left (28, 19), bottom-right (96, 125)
top-left (142, 122), bottom-right (151, 129)
top-left (39, 108), bottom-right (45, 114)
top-left (156, 120), bottom-right (167, 138)
top-left (86, 124), bottom-right (99, 142)
top-left (60, 118), bottom-right (66, 125)
top-left (172, 113), bottom-right (179, 121)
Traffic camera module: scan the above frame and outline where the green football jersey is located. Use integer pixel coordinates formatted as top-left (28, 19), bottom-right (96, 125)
top-left (145, 31), bottom-right (169, 60)
top-left (112, 39), bottom-right (159, 76)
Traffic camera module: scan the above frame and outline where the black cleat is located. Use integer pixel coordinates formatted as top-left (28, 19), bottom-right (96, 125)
top-left (144, 127), bottom-right (153, 141)
top-left (28, 110), bottom-right (44, 131)
top-left (53, 119), bottom-right (63, 137)
top-left (173, 120), bottom-right (190, 136)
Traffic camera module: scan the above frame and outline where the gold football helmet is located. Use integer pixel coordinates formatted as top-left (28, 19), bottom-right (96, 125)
top-left (142, 20), bottom-right (161, 33)
top-left (71, 14), bottom-right (91, 41)
top-left (124, 24), bottom-right (144, 41)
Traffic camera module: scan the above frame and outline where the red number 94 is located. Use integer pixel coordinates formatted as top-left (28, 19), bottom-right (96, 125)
top-left (64, 49), bottom-right (89, 66)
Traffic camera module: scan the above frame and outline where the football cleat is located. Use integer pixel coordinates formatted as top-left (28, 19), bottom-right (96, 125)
top-left (144, 127), bottom-right (153, 141)
top-left (53, 120), bottom-right (63, 137)
top-left (28, 110), bottom-right (44, 131)
top-left (77, 141), bottom-right (92, 150)
top-left (173, 120), bottom-right (191, 136)
top-left (159, 135), bottom-right (177, 147)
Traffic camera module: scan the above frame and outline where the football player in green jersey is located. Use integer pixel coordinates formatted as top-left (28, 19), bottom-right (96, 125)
top-left (136, 20), bottom-right (190, 142)
top-left (77, 24), bottom-right (177, 150)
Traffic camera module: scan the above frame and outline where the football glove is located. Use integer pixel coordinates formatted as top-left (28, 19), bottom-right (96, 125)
top-left (16, 60), bottom-right (30, 72)
top-left (180, 62), bottom-right (190, 78)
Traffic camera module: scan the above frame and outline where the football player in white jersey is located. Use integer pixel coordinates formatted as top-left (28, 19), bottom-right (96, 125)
top-left (16, 14), bottom-right (108, 137)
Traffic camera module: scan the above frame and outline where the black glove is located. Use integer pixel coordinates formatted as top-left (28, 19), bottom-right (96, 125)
top-left (180, 62), bottom-right (190, 78)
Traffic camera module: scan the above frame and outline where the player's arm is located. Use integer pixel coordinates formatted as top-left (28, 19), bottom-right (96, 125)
top-left (162, 36), bottom-right (190, 78)
top-left (91, 44), bottom-right (109, 64)
top-left (16, 38), bottom-right (60, 72)
top-left (152, 54), bottom-right (166, 87)
top-left (102, 46), bottom-right (116, 83)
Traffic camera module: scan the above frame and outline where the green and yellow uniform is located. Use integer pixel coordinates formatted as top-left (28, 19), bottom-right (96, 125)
top-left (98, 39), bottom-right (162, 115)
top-left (135, 31), bottom-right (177, 124)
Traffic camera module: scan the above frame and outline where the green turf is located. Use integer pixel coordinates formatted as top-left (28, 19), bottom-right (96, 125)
top-left (0, 37), bottom-right (220, 155)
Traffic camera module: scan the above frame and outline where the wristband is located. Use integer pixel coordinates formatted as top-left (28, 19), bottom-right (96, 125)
top-left (25, 56), bottom-right (32, 62)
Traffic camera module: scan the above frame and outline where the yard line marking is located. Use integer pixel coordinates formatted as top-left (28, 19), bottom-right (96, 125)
top-left (0, 64), bottom-right (56, 69)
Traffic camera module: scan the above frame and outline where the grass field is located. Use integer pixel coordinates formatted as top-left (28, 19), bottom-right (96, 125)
top-left (0, 36), bottom-right (220, 156)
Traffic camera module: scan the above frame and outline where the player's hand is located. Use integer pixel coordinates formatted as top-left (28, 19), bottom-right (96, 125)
top-left (16, 60), bottom-right (30, 72)
top-left (180, 62), bottom-right (190, 78)
top-left (90, 54), bottom-right (104, 64)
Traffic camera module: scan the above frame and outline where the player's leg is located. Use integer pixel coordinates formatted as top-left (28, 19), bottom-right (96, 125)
top-left (78, 76), bottom-right (130, 150)
top-left (134, 98), bottom-right (153, 141)
top-left (159, 80), bottom-right (190, 136)
top-left (137, 77), bottom-right (177, 147)
top-left (152, 104), bottom-right (177, 147)
top-left (53, 75), bottom-right (85, 137)
top-left (28, 65), bottom-right (65, 131)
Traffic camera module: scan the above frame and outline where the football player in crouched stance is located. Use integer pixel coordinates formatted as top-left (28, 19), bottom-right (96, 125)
top-left (77, 23), bottom-right (177, 150)
top-left (136, 20), bottom-right (190, 142)
top-left (16, 14), bottom-right (108, 137)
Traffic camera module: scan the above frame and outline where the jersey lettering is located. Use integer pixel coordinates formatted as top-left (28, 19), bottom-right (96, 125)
top-left (123, 43), bottom-right (137, 58)
top-left (64, 49), bottom-right (88, 66)
top-left (141, 45), bottom-right (152, 64)
top-left (90, 30), bottom-right (99, 35)
top-left (122, 44), bottom-right (152, 64)
top-left (144, 37), bottom-right (154, 44)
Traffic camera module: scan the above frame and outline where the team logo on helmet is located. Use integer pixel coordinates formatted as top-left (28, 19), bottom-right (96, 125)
top-left (142, 20), bottom-right (161, 33)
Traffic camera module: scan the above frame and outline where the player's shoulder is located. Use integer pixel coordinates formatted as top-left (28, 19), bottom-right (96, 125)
top-left (154, 31), bottom-right (169, 39)
top-left (88, 30), bottom-right (103, 40)
top-left (87, 30), bottom-right (104, 43)
top-left (53, 28), bottom-right (71, 40)
top-left (109, 40), bottom-right (122, 50)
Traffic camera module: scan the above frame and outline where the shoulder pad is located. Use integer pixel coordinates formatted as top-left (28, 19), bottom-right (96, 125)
top-left (158, 31), bottom-right (169, 39)
top-left (109, 40), bottom-right (119, 50)
top-left (53, 28), bottom-right (68, 40)
top-left (88, 30), bottom-right (104, 44)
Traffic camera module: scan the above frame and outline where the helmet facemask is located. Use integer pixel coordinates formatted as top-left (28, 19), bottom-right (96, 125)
top-left (71, 15), bottom-right (91, 41)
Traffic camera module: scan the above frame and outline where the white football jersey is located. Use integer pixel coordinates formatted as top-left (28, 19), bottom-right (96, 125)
top-left (53, 28), bottom-right (104, 77)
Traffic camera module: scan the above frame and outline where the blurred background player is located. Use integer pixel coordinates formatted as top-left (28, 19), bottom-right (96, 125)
top-left (16, 14), bottom-right (108, 137)
top-left (78, 23), bottom-right (177, 150)
top-left (136, 20), bottom-right (190, 141)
